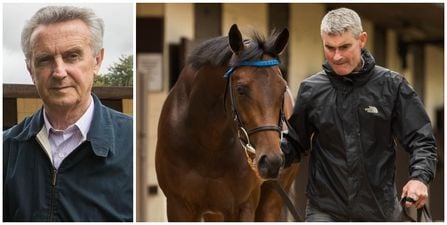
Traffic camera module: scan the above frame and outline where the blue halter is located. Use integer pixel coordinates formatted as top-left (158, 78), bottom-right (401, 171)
top-left (223, 59), bottom-right (280, 78)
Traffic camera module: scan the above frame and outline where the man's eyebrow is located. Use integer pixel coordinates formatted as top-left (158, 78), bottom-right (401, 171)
top-left (64, 47), bottom-right (83, 54)
top-left (324, 43), bottom-right (351, 48)
top-left (34, 53), bottom-right (52, 60)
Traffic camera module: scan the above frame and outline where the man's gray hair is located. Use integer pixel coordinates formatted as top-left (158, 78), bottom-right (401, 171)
top-left (21, 6), bottom-right (104, 62)
top-left (320, 7), bottom-right (363, 38)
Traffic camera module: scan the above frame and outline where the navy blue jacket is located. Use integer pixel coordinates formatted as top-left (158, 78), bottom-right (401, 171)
top-left (3, 94), bottom-right (133, 221)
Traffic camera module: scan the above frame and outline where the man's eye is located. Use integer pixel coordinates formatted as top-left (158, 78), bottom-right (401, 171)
top-left (65, 53), bottom-right (80, 61)
top-left (35, 57), bottom-right (52, 66)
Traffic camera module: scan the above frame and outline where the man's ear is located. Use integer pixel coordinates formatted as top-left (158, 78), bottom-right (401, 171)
top-left (94, 48), bottom-right (105, 75)
top-left (359, 32), bottom-right (368, 49)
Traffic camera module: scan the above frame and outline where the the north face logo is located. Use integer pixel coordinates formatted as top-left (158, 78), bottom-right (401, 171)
top-left (365, 106), bottom-right (378, 114)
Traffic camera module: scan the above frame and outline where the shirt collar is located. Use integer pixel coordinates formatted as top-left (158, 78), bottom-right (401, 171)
top-left (43, 95), bottom-right (95, 140)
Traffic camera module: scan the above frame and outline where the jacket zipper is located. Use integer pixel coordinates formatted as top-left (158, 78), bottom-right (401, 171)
top-left (35, 133), bottom-right (85, 221)
top-left (48, 168), bottom-right (58, 221)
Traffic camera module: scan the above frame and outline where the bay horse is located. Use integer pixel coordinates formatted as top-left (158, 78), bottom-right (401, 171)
top-left (155, 24), bottom-right (299, 221)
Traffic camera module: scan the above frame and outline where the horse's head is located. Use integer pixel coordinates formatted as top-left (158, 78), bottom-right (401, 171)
top-left (225, 24), bottom-right (289, 180)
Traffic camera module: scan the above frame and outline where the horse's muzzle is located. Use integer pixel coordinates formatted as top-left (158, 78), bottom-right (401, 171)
top-left (257, 152), bottom-right (284, 179)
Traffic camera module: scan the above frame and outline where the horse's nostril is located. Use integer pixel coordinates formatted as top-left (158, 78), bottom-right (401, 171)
top-left (258, 154), bottom-right (268, 166)
top-left (257, 153), bottom-right (282, 179)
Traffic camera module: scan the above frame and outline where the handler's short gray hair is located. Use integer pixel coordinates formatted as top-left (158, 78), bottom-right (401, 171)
top-left (320, 7), bottom-right (363, 38)
top-left (21, 6), bottom-right (104, 62)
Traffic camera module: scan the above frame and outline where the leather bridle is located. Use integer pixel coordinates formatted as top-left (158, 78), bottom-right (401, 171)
top-left (224, 59), bottom-right (286, 155)
top-left (223, 59), bottom-right (303, 222)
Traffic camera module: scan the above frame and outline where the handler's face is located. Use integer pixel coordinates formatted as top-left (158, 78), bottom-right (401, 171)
top-left (27, 19), bottom-right (103, 110)
top-left (322, 30), bottom-right (367, 76)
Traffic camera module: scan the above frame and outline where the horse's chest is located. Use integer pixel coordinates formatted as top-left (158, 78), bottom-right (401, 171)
top-left (182, 169), bottom-right (259, 209)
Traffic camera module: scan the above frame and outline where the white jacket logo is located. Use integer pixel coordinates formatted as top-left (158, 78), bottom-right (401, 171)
top-left (365, 106), bottom-right (378, 114)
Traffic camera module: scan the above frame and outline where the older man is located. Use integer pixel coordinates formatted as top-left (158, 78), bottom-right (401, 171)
top-left (3, 6), bottom-right (132, 221)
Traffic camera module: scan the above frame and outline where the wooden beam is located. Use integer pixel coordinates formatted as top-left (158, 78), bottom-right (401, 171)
top-left (3, 84), bottom-right (133, 99)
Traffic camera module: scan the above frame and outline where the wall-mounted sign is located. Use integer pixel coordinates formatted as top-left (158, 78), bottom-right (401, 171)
top-left (137, 53), bottom-right (163, 92)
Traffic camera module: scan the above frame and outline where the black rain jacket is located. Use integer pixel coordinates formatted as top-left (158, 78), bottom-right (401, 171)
top-left (285, 49), bottom-right (437, 221)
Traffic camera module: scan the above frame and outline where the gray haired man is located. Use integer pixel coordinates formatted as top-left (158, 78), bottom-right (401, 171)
top-left (4, 6), bottom-right (133, 221)
top-left (282, 7), bottom-right (437, 221)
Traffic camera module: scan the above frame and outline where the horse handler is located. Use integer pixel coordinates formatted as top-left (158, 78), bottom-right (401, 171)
top-left (3, 6), bottom-right (133, 221)
top-left (281, 7), bottom-right (437, 222)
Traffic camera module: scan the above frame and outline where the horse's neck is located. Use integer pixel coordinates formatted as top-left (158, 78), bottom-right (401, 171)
top-left (186, 66), bottom-right (238, 150)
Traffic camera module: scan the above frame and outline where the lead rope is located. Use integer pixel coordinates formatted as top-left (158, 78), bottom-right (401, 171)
top-left (271, 180), bottom-right (303, 222)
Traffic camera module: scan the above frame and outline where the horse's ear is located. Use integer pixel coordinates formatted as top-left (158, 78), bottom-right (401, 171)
top-left (228, 24), bottom-right (244, 55)
top-left (273, 28), bottom-right (289, 55)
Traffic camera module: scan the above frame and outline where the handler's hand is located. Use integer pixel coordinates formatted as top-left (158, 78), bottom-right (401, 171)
top-left (401, 179), bottom-right (428, 209)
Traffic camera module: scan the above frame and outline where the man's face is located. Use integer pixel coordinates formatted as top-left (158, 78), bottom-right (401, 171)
top-left (322, 30), bottom-right (367, 76)
top-left (27, 19), bottom-right (103, 110)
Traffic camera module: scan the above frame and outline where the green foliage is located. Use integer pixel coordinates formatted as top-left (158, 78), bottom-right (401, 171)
top-left (94, 55), bottom-right (133, 87)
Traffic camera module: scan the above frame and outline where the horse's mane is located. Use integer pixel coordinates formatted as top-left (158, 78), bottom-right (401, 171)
top-left (187, 29), bottom-right (283, 69)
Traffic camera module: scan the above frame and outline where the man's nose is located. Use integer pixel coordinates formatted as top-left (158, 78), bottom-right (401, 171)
top-left (52, 57), bottom-right (67, 78)
top-left (333, 49), bottom-right (343, 61)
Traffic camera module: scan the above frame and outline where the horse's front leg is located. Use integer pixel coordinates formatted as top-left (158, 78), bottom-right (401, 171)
top-left (166, 196), bottom-right (201, 221)
top-left (225, 191), bottom-right (260, 221)
top-left (223, 202), bottom-right (256, 221)
top-left (238, 202), bottom-right (257, 221)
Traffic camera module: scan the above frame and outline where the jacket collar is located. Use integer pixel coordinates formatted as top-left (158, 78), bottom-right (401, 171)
top-left (323, 48), bottom-right (376, 88)
top-left (13, 93), bottom-right (113, 158)
top-left (13, 107), bottom-right (45, 141)
top-left (86, 94), bottom-right (115, 157)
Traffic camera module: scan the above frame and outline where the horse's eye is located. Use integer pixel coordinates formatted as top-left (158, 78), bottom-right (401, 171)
top-left (236, 85), bottom-right (248, 96)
